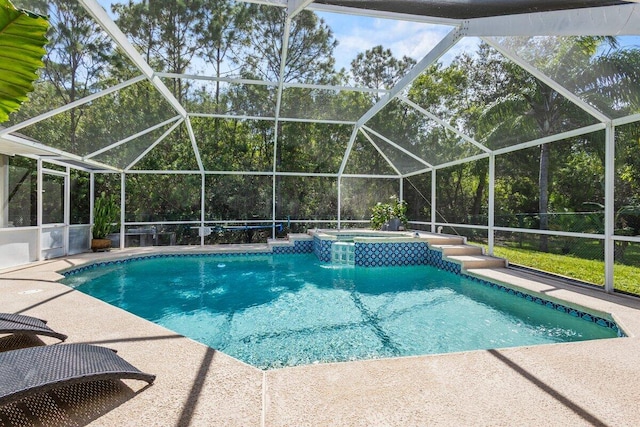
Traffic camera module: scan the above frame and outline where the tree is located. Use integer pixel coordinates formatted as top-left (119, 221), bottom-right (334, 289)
top-left (114, 0), bottom-right (204, 102)
top-left (351, 45), bottom-right (416, 100)
top-left (42, 0), bottom-right (112, 152)
top-left (198, 1), bottom-right (250, 106)
top-left (479, 37), bottom-right (640, 251)
top-left (240, 6), bottom-right (337, 83)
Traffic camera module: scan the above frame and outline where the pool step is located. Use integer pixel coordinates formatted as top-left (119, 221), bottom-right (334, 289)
top-left (446, 254), bottom-right (507, 270)
top-left (427, 239), bottom-right (506, 270)
top-left (421, 235), bottom-right (466, 246)
top-left (267, 233), bottom-right (312, 250)
top-left (430, 244), bottom-right (483, 256)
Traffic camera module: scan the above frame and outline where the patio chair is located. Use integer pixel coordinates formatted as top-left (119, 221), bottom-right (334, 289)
top-left (0, 343), bottom-right (155, 407)
top-left (0, 313), bottom-right (68, 342)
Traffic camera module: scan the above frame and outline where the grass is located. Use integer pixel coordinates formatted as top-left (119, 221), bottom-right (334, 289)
top-left (483, 244), bottom-right (640, 296)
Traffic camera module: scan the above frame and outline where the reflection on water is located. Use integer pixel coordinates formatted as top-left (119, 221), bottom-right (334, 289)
top-left (64, 253), bottom-right (619, 369)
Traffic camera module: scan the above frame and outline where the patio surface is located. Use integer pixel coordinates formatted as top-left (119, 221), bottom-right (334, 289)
top-left (2, 245), bottom-right (640, 426)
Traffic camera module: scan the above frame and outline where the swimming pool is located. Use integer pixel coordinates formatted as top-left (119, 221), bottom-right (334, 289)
top-left (62, 253), bottom-right (620, 370)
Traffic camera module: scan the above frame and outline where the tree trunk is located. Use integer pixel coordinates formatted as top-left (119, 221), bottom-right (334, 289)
top-left (539, 143), bottom-right (550, 252)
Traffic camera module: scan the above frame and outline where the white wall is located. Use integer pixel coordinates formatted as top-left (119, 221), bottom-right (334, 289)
top-left (0, 228), bottom-right (38, 270)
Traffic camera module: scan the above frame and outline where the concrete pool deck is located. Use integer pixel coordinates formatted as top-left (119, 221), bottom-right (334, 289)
top-left (2, 245), bottom-right (640, 426)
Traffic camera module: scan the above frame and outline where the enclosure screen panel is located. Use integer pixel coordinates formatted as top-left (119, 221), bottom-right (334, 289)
top-left (205, 175), bottom-right (273, 221)
top-left (162, 78), bottom-right (277, 118)
top-left (276, 123), bottom-right (351, 173)
top-left (489, 35), bottom-right (640, 120)
top-left (343, 132), bottom-right (398, 176)
top-left (341, 177), bottom-right (399, 220)
top-left (275, 176), bottom-right (338, 220)
top-left (367, 99), bottom-right (484, 167)
top-left (280, 87), bottom-right (374, 121)
top-left (125, 174), bottom-right (202, 223)
top-left (14, 81), bottom-right (177, 161)
top-left (195, 118), bottom-right (274, 172)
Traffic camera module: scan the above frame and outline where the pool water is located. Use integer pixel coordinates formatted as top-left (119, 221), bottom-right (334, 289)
top-left (63, 253), bottom-right (619, 369)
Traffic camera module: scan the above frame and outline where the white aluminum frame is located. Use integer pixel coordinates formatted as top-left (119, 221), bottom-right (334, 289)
top-left (0, 0), bottom-right (639, 294)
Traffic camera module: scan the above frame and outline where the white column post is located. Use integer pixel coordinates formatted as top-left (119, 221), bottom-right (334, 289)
top-left (64, 166), bottom-right (71, 255)
top-left (604, 123), bottom-right (615, 293)
top-left (337, 176), bottom-right (342, 230)
top-left (120, 173), bottom-right (126, 249)
top-left (488, 154), bottom-right (495, 255)
top-left (431, 169), bottom-right (436, 233)
top-left (89, 173), bottom-right (95, 238)
top-left (0, 155), bottom-right (7, 227)
top-left (201, 173), bottom-right (205, 246)
top-left (37, 159), bottom-right (43, 261)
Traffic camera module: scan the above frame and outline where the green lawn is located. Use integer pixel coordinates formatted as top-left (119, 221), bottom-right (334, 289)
top-left (483, 245), bottom-right (640, 296)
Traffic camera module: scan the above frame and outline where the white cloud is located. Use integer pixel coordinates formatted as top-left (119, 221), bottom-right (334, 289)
top-left (320, 13), bottom-right (457, 72)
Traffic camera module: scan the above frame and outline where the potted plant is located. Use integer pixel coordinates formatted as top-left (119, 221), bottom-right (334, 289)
top-left (91, 192), bottom-right (120, 252)
top-left (370, 196), bottom-right (408, 231)
top-left (389, 196), bottom-right (408, 231)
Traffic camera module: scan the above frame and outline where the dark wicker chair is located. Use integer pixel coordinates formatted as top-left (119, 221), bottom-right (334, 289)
top-left (0, 313), bottom-right (68, 342)
top-left (0, 343), bottom-right (155, 407)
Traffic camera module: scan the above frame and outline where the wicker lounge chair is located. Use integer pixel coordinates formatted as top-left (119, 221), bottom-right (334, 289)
top-left (0, 343), bottom-right (155, 406)
top-left (0, 313), bottom-right (68, 342)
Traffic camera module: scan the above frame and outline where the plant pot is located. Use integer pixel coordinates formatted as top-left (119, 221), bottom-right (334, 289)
top-left (388, 218), bottom-right (401, 231)
top-left (91, 238), bottom-right (112, 252)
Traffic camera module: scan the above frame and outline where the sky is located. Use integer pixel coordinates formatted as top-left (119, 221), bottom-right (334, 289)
top-left (315, 12), bottom-right (484, 72)
top-left (94, 0), bottom-right (477, 76)
top-left (316, 11), bottom-right (456, 71)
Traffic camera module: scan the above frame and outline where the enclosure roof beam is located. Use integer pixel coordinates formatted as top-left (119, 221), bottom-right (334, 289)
top-left (185, 117), bottom-right (205, 172)
top-left (126, 119), bottom-right (185, 171)
top-left (493, 123), bottom-right (606, 156)
top-left (466, 4), bottom-right (640, 37)
top-left (337, 126), bottom-right (360, 177)
top-left (243, 0), bottom-right (287, 7)
top-left (482, 37), bottom-right (611, 124)
top-left (360, 129), bottom-right (403, 177)
top-left (341, 173), bottom-right (401, 179)
top-left (188, 113), bottom-right (357, 125)
top-left (356, 25), bottom-right (465, 127)
top-left (85, 116), bottom-right (182, 160)
top-left (404, 152), bottom-right (490, 178)
top-left (117, 168), bottom-right (400, 178)
top-left (78, 0), bottom-right (188, 118)
top-left (162, 71), bottom-right (389, 94)
top-left (361, 125), bottom-right (433, 169)
top-left (1, 134), bottom-right (122, 172)
top-left (244, 0), bottom-right (461, 26)
top-left (308, 3), bottom-right (461, 26)
top-left (0, 75), bottom-right (146, 137)
top-left (274, 17), bottom-right (293, 123)
top-left (612, 112), bottom-right (640, 127)
top-left (398, 96), bottom-right (490, 154)
top-left (283, 82), bottom-right (388, 94)
top-left (0, 134), bottom-right (77, 160)
top-left (156, 73), bottom-right (279, 87)
top-left (288, 0), bottom-right (315, 18)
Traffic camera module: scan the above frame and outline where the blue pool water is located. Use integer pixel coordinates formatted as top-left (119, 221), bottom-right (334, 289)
top-left (62, 253), bottom-right (619, 369)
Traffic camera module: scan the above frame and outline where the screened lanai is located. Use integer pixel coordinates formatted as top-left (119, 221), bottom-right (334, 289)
top-left (1, 0), bottom-right (640, 297)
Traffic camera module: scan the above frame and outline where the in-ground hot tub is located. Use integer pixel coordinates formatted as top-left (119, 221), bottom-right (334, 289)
top-left (308, 229), bottom-right (446, 266)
